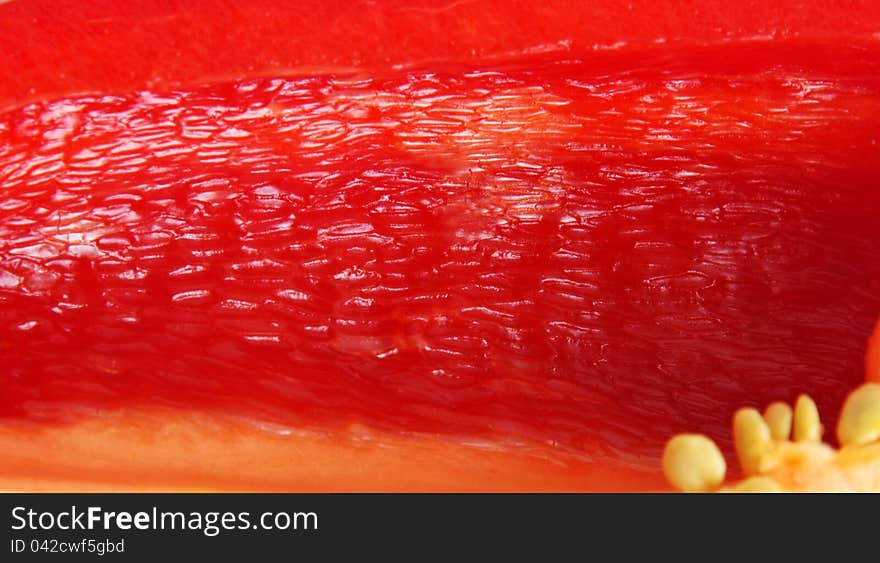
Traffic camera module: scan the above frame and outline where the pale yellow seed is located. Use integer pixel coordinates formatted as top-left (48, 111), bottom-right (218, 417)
top-left (763, 402), bottom-right (793, 441)
top-left (662, 434), bottom-right (727, 492)
top-left (793, 394), bottom-right (822, 443)
top-left (732, 476), bottom-right (782, 493)
top-left (733, 407), bottom-right (773, 476)
top-left (836, 383), bottom-right (880, 447)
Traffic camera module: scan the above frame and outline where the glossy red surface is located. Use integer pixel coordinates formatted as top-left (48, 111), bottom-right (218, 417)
top-left (4, 0), bottom-right (880, 109)
top-left (2, 41), bottom-right (878, 466)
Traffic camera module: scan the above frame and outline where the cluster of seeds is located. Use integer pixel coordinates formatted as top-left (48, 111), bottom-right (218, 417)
top-left (663, 383), bottom-right (880, 492)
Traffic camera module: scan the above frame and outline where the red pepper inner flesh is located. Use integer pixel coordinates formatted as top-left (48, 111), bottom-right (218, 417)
top-left (2, 41), bottom-right (879, 479)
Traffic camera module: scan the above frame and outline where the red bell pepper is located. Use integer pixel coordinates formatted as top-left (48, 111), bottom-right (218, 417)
top-left (1, 0), bottom-right (879, 491)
